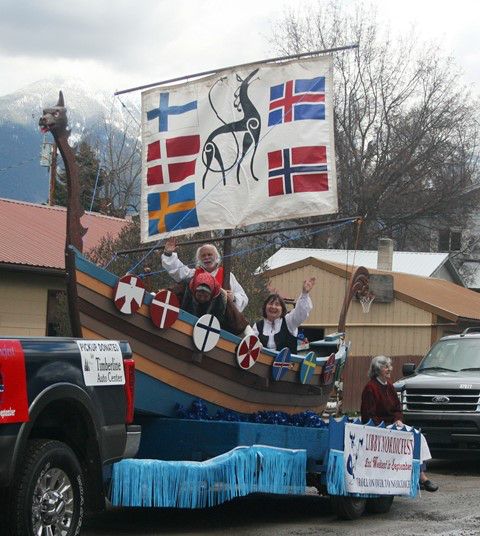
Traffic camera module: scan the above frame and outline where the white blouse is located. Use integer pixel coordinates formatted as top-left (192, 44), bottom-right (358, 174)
top-left (252, 292), bottom-right (313, 350)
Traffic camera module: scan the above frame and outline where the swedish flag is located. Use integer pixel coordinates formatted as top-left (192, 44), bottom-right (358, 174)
top-left (147, 183), bottom-right (199, 236)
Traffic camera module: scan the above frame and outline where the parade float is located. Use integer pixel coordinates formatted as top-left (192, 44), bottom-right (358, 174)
top-left (39, 48), bottom-right (421, 519)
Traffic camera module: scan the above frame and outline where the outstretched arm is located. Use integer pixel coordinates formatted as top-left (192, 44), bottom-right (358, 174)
top-left (285, 277), bottom-right (315, 335)
top-left (161, 237), bottom-right (194, 282)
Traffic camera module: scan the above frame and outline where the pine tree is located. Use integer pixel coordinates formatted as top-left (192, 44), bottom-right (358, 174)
top-left (54, 140), bottom-right (106, 212)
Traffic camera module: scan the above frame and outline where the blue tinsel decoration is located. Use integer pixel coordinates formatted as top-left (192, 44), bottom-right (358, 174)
top-left (175, 399), bottom-right (328, 428)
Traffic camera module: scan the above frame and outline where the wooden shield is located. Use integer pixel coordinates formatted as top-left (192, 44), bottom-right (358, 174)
top-left (271, 347), bottom-right (292, 381)
top-left (150, 290), bottom-right (180, 329)
top-left (113, 275), bottom-right (145, 315)
top-left (299, 351), bottom-right (317, 385)
top-left (236, 334), bottom-right (261, 370)
top-left (321, 352), bottom-right (336, 385)
top-left (193, 314), bottom-right (221, 352)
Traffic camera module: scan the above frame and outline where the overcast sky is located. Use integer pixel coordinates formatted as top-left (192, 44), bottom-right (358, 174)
top-left (1, 0), bottom-right (479, 98)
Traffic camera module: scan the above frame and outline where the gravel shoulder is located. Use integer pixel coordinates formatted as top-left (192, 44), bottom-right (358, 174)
top-left (83, 460), bottom-right (480, 536)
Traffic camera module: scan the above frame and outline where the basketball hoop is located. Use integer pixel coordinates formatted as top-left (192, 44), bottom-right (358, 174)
top-left (359, 292), bottom-right (375, 314)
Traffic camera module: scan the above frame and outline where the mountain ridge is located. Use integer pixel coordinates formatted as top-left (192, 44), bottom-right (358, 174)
top-left (0, 78), bottom-right (140, 203)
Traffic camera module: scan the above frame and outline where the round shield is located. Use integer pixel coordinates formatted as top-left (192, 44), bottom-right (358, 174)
top-left (113, 275), bottom-right (145, 315)
top-left (271, 347), bottom-right (292, 381)
top-left (193, 314), bottom-right (221, 352)
top-left (236, 334), bottom-right (261, 370)
top-left (299, 351), bottom-right (317, 385)
top-left (150, 290), bottom-right (180, 329)
top-left (321, 352), bottom-right (336, 385)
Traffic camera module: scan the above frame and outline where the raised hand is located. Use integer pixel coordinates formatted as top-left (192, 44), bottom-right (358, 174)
top-left (302, 277), bottom-right (316, 293)
top-left (163, 237), bottom-right (177, 254)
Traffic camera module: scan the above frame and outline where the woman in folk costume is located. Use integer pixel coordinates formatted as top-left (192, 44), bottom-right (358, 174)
top-left (361, 355), bottom-right (438, 493)
top-left (180, 271), bottom-right (248, 336)
top-left (162, 237), bottom-right (248, 312)
top-left (252, 278), bottom-right (316, 353)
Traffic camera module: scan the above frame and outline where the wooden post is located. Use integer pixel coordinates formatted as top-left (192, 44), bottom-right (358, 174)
top-left (49, 142), bottom-right (57, 205)
top-left (222, 229), bottom-right (232, 291)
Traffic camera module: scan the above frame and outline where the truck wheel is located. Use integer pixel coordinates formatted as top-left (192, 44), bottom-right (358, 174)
top-left (7, 439), bottom-right (85, 536)
top-left (330, 495), bottom-right (366, 520)
top-left (366, 495), bottom-right (394, 514)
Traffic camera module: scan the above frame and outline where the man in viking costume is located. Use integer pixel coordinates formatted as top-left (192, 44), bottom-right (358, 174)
top-left (162, 237), bottom-right (248, 312)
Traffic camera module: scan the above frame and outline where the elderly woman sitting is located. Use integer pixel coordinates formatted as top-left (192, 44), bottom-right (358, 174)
top-left (361, 355), bottom-right (438, 493)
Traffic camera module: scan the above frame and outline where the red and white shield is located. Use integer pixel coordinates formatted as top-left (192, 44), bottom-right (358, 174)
top-left (113, 275), bottom-right (145, 315)
top-left (236, 335), bottom-right (261, 370)
top-left (150, 290), bottom-right (180, 329)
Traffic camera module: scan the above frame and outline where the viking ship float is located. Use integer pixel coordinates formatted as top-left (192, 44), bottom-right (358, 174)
top-left (40, 51), bottom-right (371, 419)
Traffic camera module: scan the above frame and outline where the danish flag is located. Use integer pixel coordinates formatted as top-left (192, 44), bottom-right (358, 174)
top-left (146, 134), bottom-right (200, 185)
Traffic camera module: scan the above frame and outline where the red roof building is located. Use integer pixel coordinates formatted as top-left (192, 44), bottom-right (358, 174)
top-left (0, 198), bottom-right (130, 337)
top-left (0, 198), bottom-right (129, 272)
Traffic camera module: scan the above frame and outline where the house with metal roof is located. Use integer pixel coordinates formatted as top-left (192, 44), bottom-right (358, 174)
top-left (262, 254), bottom-right (480, 411)
top-left (0, 198), bottom-right (129, 336)
top-left (262, 247), bottom-right (465, 285)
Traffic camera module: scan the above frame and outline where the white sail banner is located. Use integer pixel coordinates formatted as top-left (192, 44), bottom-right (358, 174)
top-left (140, 55), bottom-right (337, 242)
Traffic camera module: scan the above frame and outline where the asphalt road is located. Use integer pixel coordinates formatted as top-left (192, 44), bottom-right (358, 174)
top-left (83, 459), bottom-right (480, 536)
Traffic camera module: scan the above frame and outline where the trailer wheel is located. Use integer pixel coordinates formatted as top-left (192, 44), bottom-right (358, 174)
top-left (366, 495), bottom-right (394, 514)
top-left (330, 495), bottom-right (366, 520)
top-left (7, 439), bottom-right (85, 536)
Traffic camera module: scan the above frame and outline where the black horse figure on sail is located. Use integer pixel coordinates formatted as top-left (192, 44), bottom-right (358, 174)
top-left (201, 68), bottom-right (261, 188)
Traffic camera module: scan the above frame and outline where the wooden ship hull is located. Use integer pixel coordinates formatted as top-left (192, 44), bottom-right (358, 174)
top-left (71, 247), bottom-right (338, 417)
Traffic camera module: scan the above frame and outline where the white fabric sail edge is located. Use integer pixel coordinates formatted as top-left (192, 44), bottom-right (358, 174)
top-left (140, 55), bottom-right (337, 243)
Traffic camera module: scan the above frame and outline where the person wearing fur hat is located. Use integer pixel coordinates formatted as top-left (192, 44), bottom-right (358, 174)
top-left (179, 271), bottom-right (249, 336)
top-left (162, 237), bottom-right (248, 312)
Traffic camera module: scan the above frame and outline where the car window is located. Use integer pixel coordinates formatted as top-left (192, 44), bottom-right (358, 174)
top-left (418, 339), bottom-right (480, 372)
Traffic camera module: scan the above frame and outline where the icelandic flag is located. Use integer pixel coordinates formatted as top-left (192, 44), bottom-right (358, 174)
top-left (268, 76), bottom-right (325, 126)
top-left (268, 146), bottom-right (328, 196)
top-left (146, 92), bottom-right (197, 132)
top-left (147, 183), bottom-right (199, 235)
top-left (146, 135), bottom-right (200, 185)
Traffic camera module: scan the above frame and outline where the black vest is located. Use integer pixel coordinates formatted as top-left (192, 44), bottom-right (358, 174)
top-left (256, 318), bottom-right (297, 353)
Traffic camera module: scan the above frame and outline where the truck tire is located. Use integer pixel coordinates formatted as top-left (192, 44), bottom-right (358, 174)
top-left (330, 495), bottom-right (366, 520)
top-left (6, 439), bottom-right (85, 536)
top-left (366, 495), bottom-right (394, 514)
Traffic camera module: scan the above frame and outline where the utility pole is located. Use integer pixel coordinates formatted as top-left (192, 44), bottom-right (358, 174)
top-left (49, 143), bottom-right (57, 205)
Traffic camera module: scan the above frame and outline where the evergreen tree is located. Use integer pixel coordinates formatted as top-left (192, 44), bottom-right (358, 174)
top-left (55, 140), bottom-right (106, 212)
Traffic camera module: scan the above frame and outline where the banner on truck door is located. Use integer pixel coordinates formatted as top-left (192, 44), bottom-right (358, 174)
top-left (77, 340), bottom-right (125, 386)
top-left (344, 423), bottom-right (414, 495)
top-left (0, 339), bottom-right (29, 423)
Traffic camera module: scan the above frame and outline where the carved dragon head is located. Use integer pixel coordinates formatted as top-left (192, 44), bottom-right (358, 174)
top-left (39, 91), bottom-right (68, 137)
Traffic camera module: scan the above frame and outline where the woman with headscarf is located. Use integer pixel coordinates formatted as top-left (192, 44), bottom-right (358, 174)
top-left (361, 355), bottom-right (438, 492)
top-left (179, 271), bottom-right (249, 336)
top-left (252, 278), bottom-right (315, 353)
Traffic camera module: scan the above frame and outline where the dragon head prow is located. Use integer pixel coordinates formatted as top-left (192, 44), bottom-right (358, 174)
top-left (39, 91), bottom-right (68, 137)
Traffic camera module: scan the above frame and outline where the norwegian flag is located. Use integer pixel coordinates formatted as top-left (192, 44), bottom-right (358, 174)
top-left (146, 134), bottom-right (200, 185)
top-left (268, 145), bottom-right (328, 196)
top-left (150, 290), bottom-right (180, 329)
top-left (113, 275), bottom-right (145, 315)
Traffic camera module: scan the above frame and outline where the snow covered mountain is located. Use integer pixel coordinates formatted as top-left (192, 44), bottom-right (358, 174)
top-left (0, 78), bottom-right (140, 203)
